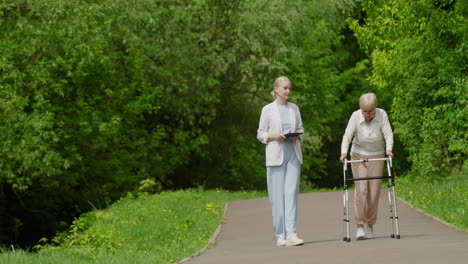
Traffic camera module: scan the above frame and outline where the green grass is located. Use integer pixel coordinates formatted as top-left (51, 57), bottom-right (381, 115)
top-left (0, 188), bottom-right (266, 264)
top-left (396, 167), bottom-right (468, 231)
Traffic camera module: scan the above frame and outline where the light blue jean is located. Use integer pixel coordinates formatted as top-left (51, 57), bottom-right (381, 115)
top-left (266, 141), bottom-right (300, 238)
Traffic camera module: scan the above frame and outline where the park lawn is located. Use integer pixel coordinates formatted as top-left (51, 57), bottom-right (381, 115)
top-left (0, 188), bottom-right (266, 264)
top-left (396, 167), bottom-right (468, 231)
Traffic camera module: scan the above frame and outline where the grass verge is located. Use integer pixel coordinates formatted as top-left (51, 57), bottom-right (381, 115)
top-left (396, 166), bottom-right (467, 231)
top-left (0, 188), bottom-right (266, 264)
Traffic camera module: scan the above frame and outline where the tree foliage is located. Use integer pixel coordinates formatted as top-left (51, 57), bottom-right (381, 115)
top-left (0, 0), bottom-right (373, 246)
top-left (349, 0), bottom-right (467, 178)
top-left (0, 0), bottom-right (236, 245)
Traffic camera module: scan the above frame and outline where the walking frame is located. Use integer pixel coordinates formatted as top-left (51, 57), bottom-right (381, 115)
top-left (342, 156), bottom-right (400, 242)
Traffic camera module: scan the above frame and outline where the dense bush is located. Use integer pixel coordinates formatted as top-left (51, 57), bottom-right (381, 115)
top-left (0, 0), bottom-right (237, 245)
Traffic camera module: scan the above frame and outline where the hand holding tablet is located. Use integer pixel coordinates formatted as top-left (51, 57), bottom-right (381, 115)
top-left (284, 132), bottom-right (303, 138)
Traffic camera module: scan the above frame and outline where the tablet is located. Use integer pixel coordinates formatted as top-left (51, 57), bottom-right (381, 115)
top-left (284, 132), bottom-right (303, 138)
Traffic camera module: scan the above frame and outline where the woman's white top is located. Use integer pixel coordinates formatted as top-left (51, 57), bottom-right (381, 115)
top-left (341, 108), bottom-right (394, 156)
top-left (257, 101), bottom-right (304, 166)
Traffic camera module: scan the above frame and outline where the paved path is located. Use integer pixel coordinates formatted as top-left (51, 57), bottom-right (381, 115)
top-left (185, 191), bottom-right (467, 264)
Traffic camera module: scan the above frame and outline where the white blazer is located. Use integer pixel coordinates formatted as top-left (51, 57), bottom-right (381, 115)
top-left (257, 101), bottom-right (304, 166)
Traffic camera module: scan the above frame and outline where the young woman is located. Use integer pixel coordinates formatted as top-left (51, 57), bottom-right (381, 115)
top-left (257, 76), bottom-right (304, 247)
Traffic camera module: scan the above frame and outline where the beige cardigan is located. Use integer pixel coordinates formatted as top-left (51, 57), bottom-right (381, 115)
top-left (257, 101), bottom-right (304, 166)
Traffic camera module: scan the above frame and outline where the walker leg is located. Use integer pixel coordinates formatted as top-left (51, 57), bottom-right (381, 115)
top-left (342, 161), bottom-right (350, 242)
top-left (385, 158), bottom-right (396, 238)
top-left (346, 190), bottom-right (350, 242)
top-left (387, 189), bottom-right (395, 238)
top-left (343, 189), bottom-right (350, 242)
top-left (391, 185), bottom-right (401, 239)
top-left (343, 191), bottom-right (346, 241)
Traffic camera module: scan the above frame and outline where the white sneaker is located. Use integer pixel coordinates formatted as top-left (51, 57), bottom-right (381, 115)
top-left (285, 233), bottom-right (304, 246)
top-left (356, 227), bottom-right (366, 240)
top-left (364, 226), bottom-right (374, 239)
top-left (276, 236), bottom-right (286, 246)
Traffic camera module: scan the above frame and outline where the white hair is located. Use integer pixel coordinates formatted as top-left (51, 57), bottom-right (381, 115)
top-left (359, 93), bottom-right (378, 110)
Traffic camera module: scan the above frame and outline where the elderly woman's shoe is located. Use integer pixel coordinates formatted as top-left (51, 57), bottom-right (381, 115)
top-left (356, 227), bottom-right (366, 240)
top-left (364, 226), bottom-right (374, 239)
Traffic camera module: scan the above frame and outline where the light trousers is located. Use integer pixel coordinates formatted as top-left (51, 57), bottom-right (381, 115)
top-left (267, 141), bottom-right (300, 238)
top-left (351, 152), bottom-right (385, 227)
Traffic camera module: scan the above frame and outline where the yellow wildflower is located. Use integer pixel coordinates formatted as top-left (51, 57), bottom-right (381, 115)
top-left (205, 202), bottom-right (214, 210)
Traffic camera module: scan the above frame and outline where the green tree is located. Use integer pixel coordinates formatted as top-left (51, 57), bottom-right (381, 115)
top-left (349, 0), bottom-right (467, 178)
top-left (0, 0), bottom-right (231, 246)
top-left (173, 0), bottom-right (373, 189)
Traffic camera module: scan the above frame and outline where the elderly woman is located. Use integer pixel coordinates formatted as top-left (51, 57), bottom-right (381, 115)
top-left (339, 93), bottom-right (394, 240)
top-left (257, 76), bottom-right (304, 247)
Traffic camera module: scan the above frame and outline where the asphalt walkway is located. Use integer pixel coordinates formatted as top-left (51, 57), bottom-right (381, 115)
top-left (184, 191), bottom-right (467, 264)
